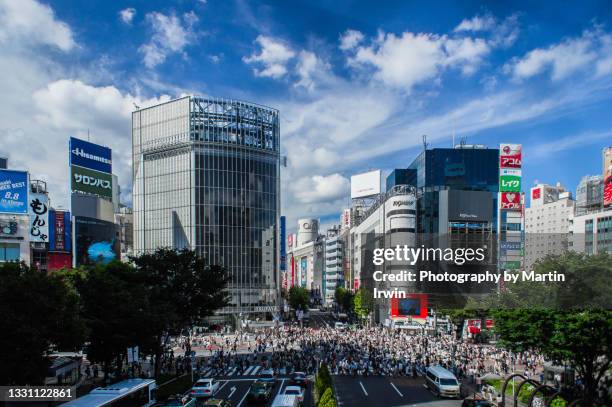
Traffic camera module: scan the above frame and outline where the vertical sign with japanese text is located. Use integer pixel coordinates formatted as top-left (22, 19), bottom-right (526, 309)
top-left (29, 193), bottom-right (49, 242)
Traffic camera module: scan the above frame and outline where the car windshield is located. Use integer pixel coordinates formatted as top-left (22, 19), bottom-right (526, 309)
top-left (196, 381), bottom-right (211, 387)
top-left (440, 378), bottom-right (458, 386)
top-left (285, 389), bottom-right (300, 395)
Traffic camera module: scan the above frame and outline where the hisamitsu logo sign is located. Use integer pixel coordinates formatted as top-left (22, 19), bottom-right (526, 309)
top-left (69, 137), bottom-right (112, 174)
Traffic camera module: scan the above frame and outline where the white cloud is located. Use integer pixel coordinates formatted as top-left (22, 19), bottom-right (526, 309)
top-left (139, 11), bottom-right (199, 68)
top-left (454, 14), bottom-right (496, 32)
top-left (509, 29), bottom-right (604, 81)
top-left (0, 0), bottom-right (75, 51)
top-left (339, 29), bottom-right (364, 51)
top-left (119, 8), bottom-right (136, 25)
top-left (348, 31), bottom-right (490, 90)
top-left (243, 35), bottom-right (296, 78)
top-left (290, 174), bottom-right (350, 204)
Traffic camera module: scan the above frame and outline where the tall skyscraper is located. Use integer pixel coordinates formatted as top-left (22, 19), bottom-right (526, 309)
top-left (132, 97), bottom-right (281, 317)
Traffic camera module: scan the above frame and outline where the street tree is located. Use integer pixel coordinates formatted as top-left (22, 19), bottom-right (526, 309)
top-left (131, 248), bottom-right (229, 377)
top-left (334, 287), bottom-right (354, 312)
top-left (0, 262), bottom-right (86, 385)
top-left (353, 288), bottom-right (373, 320)
top-left (288, 286), bottom-right (310, 311)
top-left (78, 261), bottom-right (149, 381)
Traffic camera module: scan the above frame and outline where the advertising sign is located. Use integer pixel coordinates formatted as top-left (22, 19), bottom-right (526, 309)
top-left (69, 137), bottom-right (112, 174)
top-left (74, 216), bottom-right (119, 266)
top-left (71, 165), bottom-right (113, 199)
top-left (49, 210), bottom-right (71, 252)
top-left (0, 170), bottom-right (28, 214)
top-left (500, 175), bottom-right (521, 192)
top-left (280, 216), bottom-right (286, 272)
top-left (354, 278), bottom-right (359, 290)
top-left (288, 233), bottom-right (293, 248)
top-left (500, 192), bottom-right (522, 210)
top-left (351, 170), bottom-right (381, 199)
top-left (502, 260), bottom-right (521, 269)
top-left (532, 187), bottom-right (541, 200)
top-left (500, 241), bottom-right (522, 250)
top-left (499, 144), bottom-right (522, 168)
top-left (300, 257), bottom-right (308, 287)
top-left (604, 147), bottom-right (612, 207)
top-left (28, 193), bottom-right (49, 242)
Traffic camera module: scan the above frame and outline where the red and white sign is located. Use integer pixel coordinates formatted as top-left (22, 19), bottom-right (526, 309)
top-left (485, 319), bottom-right (494, 329)
top-left (55, 211), bottom-right (66, 251)
top-left (501, 192), bottom-right (522, 210)
top-left (288, 234), bottom-right (293, 248)
top-left (499, 144), bottom-right (522, 168)
top-left (532, 188), bottom-right (541, 200)
top-left (353, 279), bottom-right (360, 290)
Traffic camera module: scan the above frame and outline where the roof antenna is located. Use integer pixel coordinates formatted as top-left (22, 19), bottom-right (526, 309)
top-left (422, 134), bottom-right (429, 151)
top-left (87, 128), bottom-right (90, 141)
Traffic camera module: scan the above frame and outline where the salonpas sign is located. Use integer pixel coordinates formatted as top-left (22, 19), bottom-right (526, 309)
top-left (71, 165), bottom-right (112, 199)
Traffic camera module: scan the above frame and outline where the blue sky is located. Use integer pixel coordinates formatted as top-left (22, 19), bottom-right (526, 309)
top-left (1, 0), bottom-right (611, 230)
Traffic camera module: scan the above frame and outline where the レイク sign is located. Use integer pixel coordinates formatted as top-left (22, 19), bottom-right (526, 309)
top-left (500, 175), bottom-right (521, 192)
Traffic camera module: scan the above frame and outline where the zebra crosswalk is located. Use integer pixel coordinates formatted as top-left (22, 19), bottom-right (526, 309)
top-left (198, 365), bottom-right (269, 378)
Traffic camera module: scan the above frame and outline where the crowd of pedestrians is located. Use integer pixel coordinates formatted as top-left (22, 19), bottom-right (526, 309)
top-left (175, 324), bottom-right (544, 382)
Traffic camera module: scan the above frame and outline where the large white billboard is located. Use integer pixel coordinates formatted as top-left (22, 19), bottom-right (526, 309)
top-left (351, 170), bottom-right (381, 199)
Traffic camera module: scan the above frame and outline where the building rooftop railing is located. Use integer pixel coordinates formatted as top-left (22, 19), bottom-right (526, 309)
top-left (353, 184), bottom-right (417, 228)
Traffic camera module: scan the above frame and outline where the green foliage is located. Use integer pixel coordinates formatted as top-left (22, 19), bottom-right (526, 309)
top-left (353, 288), bottom-right (373, 319)
top-left (78, 261), bottom-right (150, 377)
top-left (288, 286), bottom-right (310, 310)
top-left (0, 262), bottom-right (86, 385)
top-left (317, 387), bottom-right (332, 407)
top-left (334, 287), bottom-right (354, 312)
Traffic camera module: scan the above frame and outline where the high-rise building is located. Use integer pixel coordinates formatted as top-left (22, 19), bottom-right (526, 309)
top-left (408, 146), bottom-right (499, 234)
top-left (323, 226), bottom-right (343, 305)
top-left (575, 175), bottom-right (603, 215)
top-left (525, 183), bottom-right (574, 268)
top-left (0, 157), bottom-right (7, 169)
top-left (132, 97), bottom-right (281, 317)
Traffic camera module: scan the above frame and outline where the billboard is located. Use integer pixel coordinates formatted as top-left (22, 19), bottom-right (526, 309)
top-left (280, 216), bottom-right (286, 272)
top-left (604, 147), bottom-right (612, 207)
top-left (500, 192), bottom-right (522, 210)
top-left (500, 175), bottom-right (521, 192)
top-left (351, 170), bottom-right (381, 199)
top-left (69, 137), bottom-right (112, 174)
top-left (74, 216), bottom-right (119, 266)
top-left (28, 193), bottom-right (49, 242)
top-left (0, 170), bottom-right (28, 214)
top-left (390, 294), bottom-right (428, 319)
top-left (499, 144), bottom-right (522, 168)
top-left (300, 257), bottom-right (308, 287)
top-left (49, 210), bottom-right (71, 252)
top-left (71, 165), bottom-right (113, 199)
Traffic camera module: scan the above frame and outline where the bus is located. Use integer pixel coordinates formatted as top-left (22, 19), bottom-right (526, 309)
top-left (61, 378), bottom-right (157, 407)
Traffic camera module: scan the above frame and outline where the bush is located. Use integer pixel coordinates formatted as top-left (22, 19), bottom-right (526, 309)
top-left (317, 387), bottom-right (332, 407)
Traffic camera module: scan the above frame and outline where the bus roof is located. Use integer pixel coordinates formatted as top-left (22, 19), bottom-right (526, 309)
top-left (427, 365), bottom-right (457, 379)
top-left (61, 378), bottom-right (156, 407)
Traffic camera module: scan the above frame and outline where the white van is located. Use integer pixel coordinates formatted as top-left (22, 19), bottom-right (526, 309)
top-left (425, 365), bottom-right (460, 398)
top-left (270, 394), bottom-right (299, 407)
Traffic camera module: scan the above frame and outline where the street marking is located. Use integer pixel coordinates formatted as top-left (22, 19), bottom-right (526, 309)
top-left (278, 378), bottom-right (286, 395)
top-left (216, 380), bottom-right (229, 394)
top-left (359, 381), bottom-right (368, 396)
top-left (236, 387), bottom-right (250, 407)
top-left (390, 382), bottom-right (403, 397)
top-left (243, 366), bottom-right (255, 376)
top-left (251, 366), bottom-right (262, 375)
top-left (228, 386), bottom-right (237, 398)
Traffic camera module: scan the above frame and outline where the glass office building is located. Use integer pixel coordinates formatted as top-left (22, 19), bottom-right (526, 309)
top-left (133, 97), bottom-right (280, 317)
top-left (408, 147), bottom-right (499, 234)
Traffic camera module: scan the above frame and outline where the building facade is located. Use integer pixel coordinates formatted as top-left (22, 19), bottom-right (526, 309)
top-left (323, 226), bottom-right (343, 305)
top-left (575, 175), bottom-right (604, 216)
top-left (524, 184), bottom-right (574, 268)
top-left (132, 97), bottom-right (281, 316)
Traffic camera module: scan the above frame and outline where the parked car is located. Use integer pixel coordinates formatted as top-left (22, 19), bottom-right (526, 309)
top-left (190, 378), bottom-right (220, 398)
top-left (246, 380), bottom-right (273, 404)
top-left (289, 372), bottom-right (308, 387)
top-left (283, 386), bottom-right (304, 404)
top-left (161, 394), bottom-right (196, 406)
top-left (203, 399), bottom-right (232, 407)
